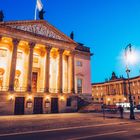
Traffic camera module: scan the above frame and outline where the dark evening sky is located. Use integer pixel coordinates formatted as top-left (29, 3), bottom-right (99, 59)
top-left (1, 0), bottom-right (140, 83)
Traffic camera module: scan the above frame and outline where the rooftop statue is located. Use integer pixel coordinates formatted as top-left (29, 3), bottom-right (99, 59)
top-left (70, 31), bottom-right (74, 40)
top-left (39, 9), bottom-right (45, 20)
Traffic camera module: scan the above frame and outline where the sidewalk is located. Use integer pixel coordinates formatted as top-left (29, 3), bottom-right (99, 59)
top-left (97, 112), bottom-right (140, 120)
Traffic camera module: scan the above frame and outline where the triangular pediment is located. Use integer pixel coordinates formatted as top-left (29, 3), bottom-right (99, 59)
top-left (1, 20), bottom-right (74, 43)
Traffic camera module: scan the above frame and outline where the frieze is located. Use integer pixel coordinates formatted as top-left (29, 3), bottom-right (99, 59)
top-left (7, 24), bottom-right (69, 42)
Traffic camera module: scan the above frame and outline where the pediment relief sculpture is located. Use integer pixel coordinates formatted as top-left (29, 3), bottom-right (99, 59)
top-left (7, 23), bottom-right (69, 42)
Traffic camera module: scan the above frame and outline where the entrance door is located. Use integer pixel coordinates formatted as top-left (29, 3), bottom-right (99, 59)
top-left (14, 97), bottom-right (25, 115)
top-left (51, 98), bottom-right (59, 113)
top-left (33, 97), bottom-right (43, 114)
top-left (32, 72), bottom-right (38, 92)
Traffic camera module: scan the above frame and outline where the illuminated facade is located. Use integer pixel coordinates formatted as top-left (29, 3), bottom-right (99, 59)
top-left (92, 72), bottom-right (140, 106)
top-left (0, 20), bottom-right (92, 115)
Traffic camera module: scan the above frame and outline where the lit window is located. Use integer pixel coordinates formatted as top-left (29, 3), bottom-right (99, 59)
top-left (33, 54), bottom-right (39, 63)
top-left (76, 61), bottom-right (82, 67)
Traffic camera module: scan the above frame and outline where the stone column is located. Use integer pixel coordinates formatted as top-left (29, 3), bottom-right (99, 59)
top-left (58, 49), bottom-right (64, 93)
top-left (70, 51), bottom-right (75, 93)
top-left (9, 39), bottom-right (19, 91)
top-left (0, 35), bottom-right (2, 41)
top-left (27, 42), bottom-right (35, 92)
top-left (45, 46), bottom-right (51, 93)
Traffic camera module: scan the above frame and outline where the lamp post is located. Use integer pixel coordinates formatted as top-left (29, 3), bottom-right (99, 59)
top-left (125, 44), bottom-right (135, 120)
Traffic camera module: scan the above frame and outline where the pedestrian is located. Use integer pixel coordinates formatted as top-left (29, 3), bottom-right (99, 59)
top-left (119, 106), bottom-right (124, 119)
top-left (102, 104), bottom-right (105, 119)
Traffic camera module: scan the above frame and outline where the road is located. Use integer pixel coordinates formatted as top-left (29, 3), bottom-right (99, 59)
top-left (0, 113), bottom-right (140, 140)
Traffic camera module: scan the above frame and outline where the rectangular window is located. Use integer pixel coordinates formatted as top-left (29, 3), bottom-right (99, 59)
top-left (17, 52), bottom-right (22, 59)
top-left (76, 61), bottom-right (82, 67)
top-left (66, 98), bottom-right (71, 107)
top-left (33, 54), bottom-right (39, 63)
top-left (0, 49), bottom-right (7, 57)
top-left (77, 78), bottom-right (82, 93)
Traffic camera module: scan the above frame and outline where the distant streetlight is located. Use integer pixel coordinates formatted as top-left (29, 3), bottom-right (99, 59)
top-left (125, 43), bottom-right (135, 120)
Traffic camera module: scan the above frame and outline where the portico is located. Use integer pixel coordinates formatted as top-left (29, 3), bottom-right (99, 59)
top-left (0, 20), bottom-right (92, 115)
top-left (0, 39), bottom-right (75, 94)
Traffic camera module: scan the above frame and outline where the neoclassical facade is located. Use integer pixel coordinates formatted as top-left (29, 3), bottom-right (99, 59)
top-left (0, 20), bottom-right (92, 115)
top-left (92, 72), bottom-right (140, 106)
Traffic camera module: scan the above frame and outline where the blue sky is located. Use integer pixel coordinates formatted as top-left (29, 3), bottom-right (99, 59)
top-left (1, 0), bottom-right (140, 83)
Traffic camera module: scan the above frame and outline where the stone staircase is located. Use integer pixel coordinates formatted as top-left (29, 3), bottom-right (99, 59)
top-left (77, 93), bottom-right (93, 110)
top-left (78, 102), bottom-right (102, 113)
top-left (76, 93), bottom-right (103, 113)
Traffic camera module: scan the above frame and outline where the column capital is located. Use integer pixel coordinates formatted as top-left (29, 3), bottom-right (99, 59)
top-left (45, 46), bottom-right (52, 52)
top-left (58, 49), bottom-right (65, 54)
top-left (70, 50), bottom-right (76, 56)
top-left (29, 42), bottom-right (36, 48)
top-left (12, 38), bottom-right (20, 46)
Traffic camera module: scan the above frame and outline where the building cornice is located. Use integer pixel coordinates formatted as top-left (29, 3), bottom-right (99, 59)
top-left (92, 75), bottom-right (140, 87)
top-left (0, 25), bottom-right (77, 50)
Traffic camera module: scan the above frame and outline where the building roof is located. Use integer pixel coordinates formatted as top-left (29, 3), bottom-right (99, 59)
top-left (76, 42), bottom-right (90, 53)
top-left (92, 75), bottom-right (140, 86)
top-left (0, 20), bottom-right (75, 43)
top-left (0, 20), bottom-right (91, 54)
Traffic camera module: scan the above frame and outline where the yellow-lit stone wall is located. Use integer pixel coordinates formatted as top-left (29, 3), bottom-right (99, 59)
top-left (92, 77), bottom-right (140, 106)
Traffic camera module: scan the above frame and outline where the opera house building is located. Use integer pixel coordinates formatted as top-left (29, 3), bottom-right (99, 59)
top-left (0, 20), bottom-right (92, 115)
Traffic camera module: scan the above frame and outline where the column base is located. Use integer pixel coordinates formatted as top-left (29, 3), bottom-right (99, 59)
top-left (45, 88), bottom-right (49, 93)
top-left (9, 85), bottom-right (14, 92)
top-left (27, 86), bottom-right (32, 92)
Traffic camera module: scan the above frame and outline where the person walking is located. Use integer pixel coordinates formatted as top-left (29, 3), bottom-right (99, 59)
top-left (119, 106), bottom-right (124, 119)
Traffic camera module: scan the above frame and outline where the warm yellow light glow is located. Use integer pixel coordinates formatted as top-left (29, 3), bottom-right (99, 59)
top-left (18, 41), bottom-right (29, 53)
top-left (35, 44), bottom-right (45, 49)
top-left (64, 50), bottom-right (70, 56)
top-left (34, 48), bottom-right (45, 57)
top-left (19, 41), bottom-right (28, 46)
top-left (2, 37), bottom-right (12, 44)
top-left (9, 94), bottom-right (14, 101)
top-left (27, 95), bottom-right (33, 100)
top-left (45, 96), bottom-right (50, 100)
top-left (124, 97), bottom-right (127, 101)
top-left (51, 48), bottom-right (59, 58)
top-left (107, 98), bottom-right (110, 101)
top-left (60, 96), bottom-right (65, 101)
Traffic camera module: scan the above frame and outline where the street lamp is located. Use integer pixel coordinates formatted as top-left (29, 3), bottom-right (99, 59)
top-left (125, 43), bottom-right (135, 120)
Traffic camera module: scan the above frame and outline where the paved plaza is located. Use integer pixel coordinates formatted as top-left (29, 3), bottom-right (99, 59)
top-left (0, 113), bottom-right (140, 140)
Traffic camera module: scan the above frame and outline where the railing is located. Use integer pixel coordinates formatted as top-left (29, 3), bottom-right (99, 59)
top-left (14, 87), bottom-right (27, 92)
top-left (36, 88), bottom-right (45, 93)
top-left (77, 93), bottom-right (93, 103)
top-left (49, 88), bottom-right (59, 93)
